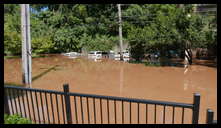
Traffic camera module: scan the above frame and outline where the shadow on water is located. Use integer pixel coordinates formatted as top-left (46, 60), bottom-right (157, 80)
top-left (32, 65), bottom-right (60, 82)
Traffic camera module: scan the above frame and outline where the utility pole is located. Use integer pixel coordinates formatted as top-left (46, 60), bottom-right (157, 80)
top-left (21, 4), bottom-right (32, 87)
top-left (117, 4), bottom-right (124, 61)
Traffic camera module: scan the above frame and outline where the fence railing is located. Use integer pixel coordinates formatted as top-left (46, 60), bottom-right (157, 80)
top-left (206, 109), bottom-right (217, 124)
top-left (4, 84), bottom-right (201, 124)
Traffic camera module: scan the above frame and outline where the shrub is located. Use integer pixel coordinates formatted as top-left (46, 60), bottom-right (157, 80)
top-left (4, 114), bottom-right (32, 124)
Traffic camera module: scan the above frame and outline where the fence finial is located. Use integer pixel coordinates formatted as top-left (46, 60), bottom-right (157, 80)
top-left (206, 109), bottom-right (214, 124)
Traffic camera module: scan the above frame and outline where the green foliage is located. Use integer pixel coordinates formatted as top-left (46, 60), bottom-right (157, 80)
top-left (4, 114), bottom-right (32, 124)
top-left (30, 4), bottom-right (119, 53)
top-left (126, 5), bottom-right (182, 60)
top-left (4, 4), bottom-right (217, 58)
top-left (4, 5), bottom-right (21, 56)
top-left (80, 34), bottom-right (118, 51)
top-left (4, 29), bottom-right (22, 55)
top-left (32, 36), bottom-right (54, 54)
top-left (126, 4), bottom-right (216, 59)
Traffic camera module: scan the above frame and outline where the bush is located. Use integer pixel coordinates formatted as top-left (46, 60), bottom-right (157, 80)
top-left (4, 114), bottom-right (32, 124)
top-left (129, 41), bottom-right (145, 61)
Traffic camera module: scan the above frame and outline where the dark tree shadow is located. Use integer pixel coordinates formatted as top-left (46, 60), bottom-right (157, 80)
top-left (192, 59), bottom-right (217, 68)
top-left (128, 58), bottom-right (217, 68)
top-left (128, 59), bottom-right (185, 68)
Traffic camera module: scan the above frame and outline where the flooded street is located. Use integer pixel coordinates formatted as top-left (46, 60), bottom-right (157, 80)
top-left (4, 55), bottom-right (217, 124)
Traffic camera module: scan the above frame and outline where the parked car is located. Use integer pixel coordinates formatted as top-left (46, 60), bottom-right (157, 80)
top-left (114, 52), bottom-right (121, 58)
top-left (123, 50), bottom-right (130, 58)
top-left (168, 50), bottom-right (179, 58)
top-left (62, 52), bottom-right (79, 58)
top-left (101, 51), bottom-right (109, 58)
top-left (145, 52), bottom-right (160, 61)
top-left (114, 50), bottom-right (130, 58)
top-left (88, 51), bottom-right (102, 59)
top-left (108, 50), bottom-right (115, 59)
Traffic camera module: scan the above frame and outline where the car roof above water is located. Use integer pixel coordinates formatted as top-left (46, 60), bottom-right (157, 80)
top-left (89, 51), bottom-right (102, 54)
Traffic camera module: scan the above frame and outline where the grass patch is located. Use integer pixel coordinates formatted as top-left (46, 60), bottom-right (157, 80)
top-left (4, 82), bottom-right (26, 87)
top-left (32, 54), bottom-right (49, 58)
top-left (4, 56), bottom-right (21, 59)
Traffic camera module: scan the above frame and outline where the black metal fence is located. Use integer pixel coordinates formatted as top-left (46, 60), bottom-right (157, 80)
top-left (4, 84), bottom-right (201, 124)
top-left (206, 109), bottom-right (217, 124)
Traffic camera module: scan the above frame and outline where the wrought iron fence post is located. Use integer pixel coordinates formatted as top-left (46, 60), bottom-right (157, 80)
top-left (206, 109), bottom-right (214, 124)
top-left (4, 89), bottom-right (10, 115)
top-left (192, 93), bottom-right (200, 124)
top-left (63, 84), bottom-right (72, 124)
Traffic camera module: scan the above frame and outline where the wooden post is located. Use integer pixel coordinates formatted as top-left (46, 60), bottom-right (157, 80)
top-left (21, 4), bottom-right (32, 86)
top-left (117, 4), bottom-right (124, 61)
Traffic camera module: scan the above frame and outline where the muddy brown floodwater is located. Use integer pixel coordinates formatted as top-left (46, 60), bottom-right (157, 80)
top-left (4, 55), bottom-right (217, 124)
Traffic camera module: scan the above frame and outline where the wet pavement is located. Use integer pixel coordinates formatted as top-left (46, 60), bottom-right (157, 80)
top-left (4, 55), bottom-right (217, 124)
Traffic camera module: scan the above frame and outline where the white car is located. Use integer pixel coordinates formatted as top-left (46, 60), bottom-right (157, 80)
top-left (62, 52), bottom-right (79, 58)
top-left (114, 52), bottom-right (121, 58)
top-left (123, 51), bottom-right (130, 58)
top-left (88, 51), bottom-right (102, 59)
top-left (115, 51), bottom-right (130, 58)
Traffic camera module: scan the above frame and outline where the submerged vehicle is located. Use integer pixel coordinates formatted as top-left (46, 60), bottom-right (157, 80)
top-left (114, 50), bottom-right (130, 58)
top-left (62, 52), bottom-right (80, 58)
top-left (88, 51), bottom-right (102, 59)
